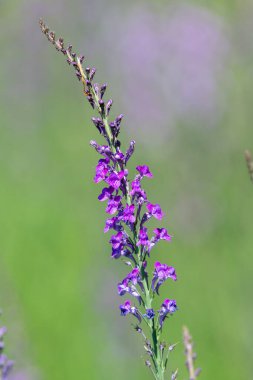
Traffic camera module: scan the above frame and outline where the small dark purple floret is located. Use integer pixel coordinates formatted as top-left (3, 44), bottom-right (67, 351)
top-left (144, 308), bottom-right (155, 320)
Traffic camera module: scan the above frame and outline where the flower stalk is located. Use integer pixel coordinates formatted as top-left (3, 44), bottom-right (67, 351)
top-left (245, 149), bottom-right (253, 183)
top-left (39, 19), bottom-right (178, 379)
top-left (183, 326), bottom-right (201, 380)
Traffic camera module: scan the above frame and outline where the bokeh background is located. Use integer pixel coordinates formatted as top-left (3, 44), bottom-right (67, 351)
top-left (1, 0), bottom-right (253, 379)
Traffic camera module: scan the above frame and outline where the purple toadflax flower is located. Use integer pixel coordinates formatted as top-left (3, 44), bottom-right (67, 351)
top-left (40, 19), bottom-right (179, 380)
top-left (152, 262), bottom-right (177, 295)
top-left (153, 228), bottom-right (172, 242)
top-left (159, 299), bottom-right (178, 327)
top-left (119, 300), bottom-right (142, 323)
top-left (146, 202), bottom-right (164, 220)
top-left (136, 165), bottom-right (153, 178)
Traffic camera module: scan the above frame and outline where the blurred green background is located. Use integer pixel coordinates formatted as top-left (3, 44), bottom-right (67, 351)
top-left (1, 0), bottom-right (253, 379)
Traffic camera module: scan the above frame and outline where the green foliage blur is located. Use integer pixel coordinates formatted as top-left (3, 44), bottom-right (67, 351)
top-left (1, 0), bottom-right (253, 379)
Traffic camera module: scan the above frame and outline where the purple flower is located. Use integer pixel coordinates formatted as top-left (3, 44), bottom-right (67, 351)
top-left (90, 141), bottom-right (112, 158)
top-left (152, 262), bottom-right (177, 294)
top-left (146, 202), bottom-right (164, 220)
top-left (106, 170), bottom-right (128, 189)
top-left (144, 308), bottom-right (155, 319)
top-left (119, 300), bottom-right (141, 322)
top-left (118, 276), bottom-right (142, 303)
top-left (153, 228), bottom-right (172, 242)
top-left (130, 179), bottom-right (147, 201)
top-left (122, 204), bottom-right (135, 223)
top-left (136, 165), bottom-right (153, 178)
top-left (109, 231), bottom-right (125, 249)
top-left (154, 262), bottom-right (177, 281)
top-left (114, 151), bottom-right (125, 162)
top-left (119, 300), bottom-right (132, 316)
top-left (159, 299), bottom-right (178, 327)
top-left (104, 217), bottom-right (120, 233)
top-left (106, 195), bottom-right (121, 214)
top-left (111, 247), bottom-right (123, 259)
top-left (125, 267), bottom-right (140, 285)
top-left (98, 186), bottom-right (114, 201)
top-left (118, 279), bottom-right (129, 296)
top-left (137, 227), bottom-right (150, 247)
top-left (94, 158), bottom-right (110, 183)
